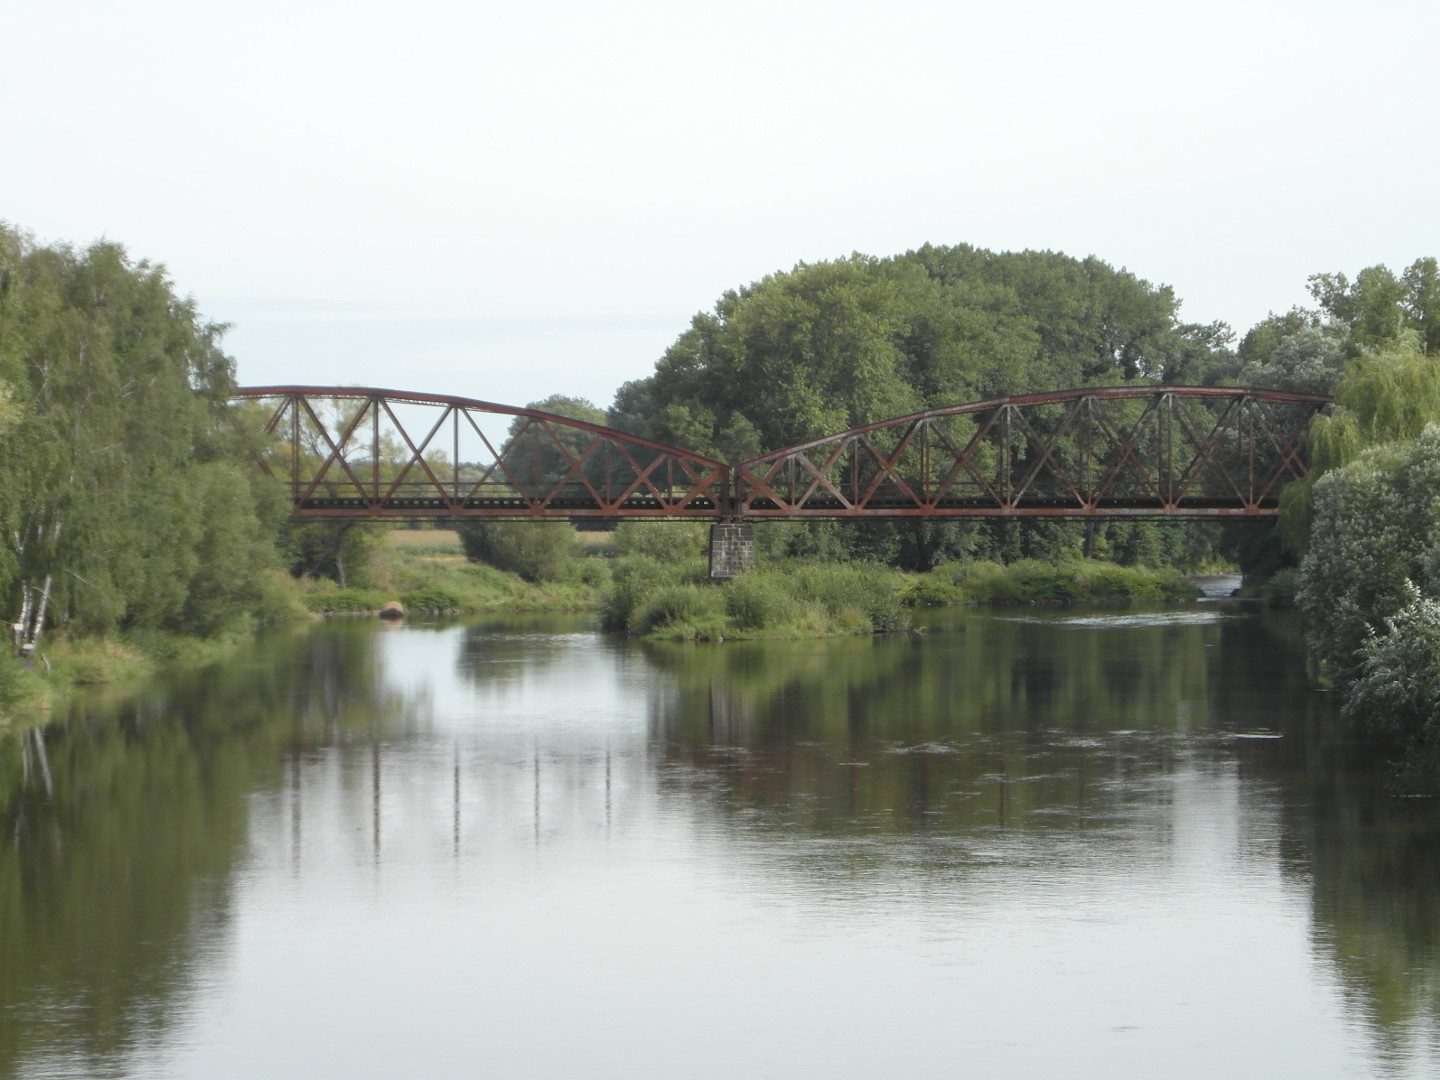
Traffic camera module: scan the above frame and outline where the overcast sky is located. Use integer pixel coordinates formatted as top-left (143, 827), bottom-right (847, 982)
top-left (5, 0), bottom-right (1437, 410)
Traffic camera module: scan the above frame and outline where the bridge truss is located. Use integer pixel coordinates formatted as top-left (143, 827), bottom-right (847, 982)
top-left (234, 387), bottom-right (729, 519)
top-left (236, 386), bottom-right (1328, 521)
top-left (735, 386), bottom-right (1330, 518)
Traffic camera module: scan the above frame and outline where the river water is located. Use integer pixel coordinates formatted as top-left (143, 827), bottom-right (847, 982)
top-left (3, 595), bottom-right (1439, 1078)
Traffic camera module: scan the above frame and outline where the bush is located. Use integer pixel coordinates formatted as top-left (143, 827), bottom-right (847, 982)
top-left (457, 520), bottom-right (582, 582)
top-left (612, 521), bottom-right (708, 562)
top-left (301, 589), bottom-right (389, 613)
top-left (724, 573), bottom-right (806, 629)
top-left (251, 570), bottom-right (310, 627)
top-left (1259, 567), bottom-right (1302, 608)
top-left (631, 583), bottom-right (729, 638)
top-left (898, 577), bottom-right (963, 606)
top-left (785, 563), bottom-right (908, 633)
top-left (915, 558), bottom-right (1194, 605)
top-left (1344, 585), bottom-right (1440, 788)
top-left (400, 586), bottom-right (466, 613)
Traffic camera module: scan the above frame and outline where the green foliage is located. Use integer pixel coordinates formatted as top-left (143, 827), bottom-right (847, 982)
top-left (1344, 585), bottom-right (1440, 788)
top-left (615, 245), bottom-right (1225, 458)
top-left (601, 556), bottom-right (907, 639)
top-left (399, 586), bottom-right (465, 613)
top-left (611, 521), bottom-right (707, 562)
top-left (1309, 258), bottom-right (1440, 356)
top-left (0, 226), bottom-right (283, 640)
top-left (722, 573), bottom-right (808, 628)
top-left (283, 521), bottom-right (389, 589)
top-left (457, 520), bottom-right (582, 582)
top-left (600, 554), bottom-right (709, 632)
top-left (630, 584), bottom-right (729, 639)
top-left (301, 589), bottom-right (389, 613)
top-left (1297, 429), bottom-right (1440, 679)
top-left (897, 577), bottom-right (964, 606)
top-left (1280, 334), bottom-right (1440, 554)
top-left (1259, 567), bottom-right (1301, 608)
top-left (907, 558), bottom-right (1197, 606)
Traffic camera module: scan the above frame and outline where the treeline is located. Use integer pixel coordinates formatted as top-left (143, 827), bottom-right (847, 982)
top-left (600, 246), bottom-right (1437, 572)
top-left (598, 247), bottom-right (1440, 783)
top-left (0, 226), bottom-right (285, 655)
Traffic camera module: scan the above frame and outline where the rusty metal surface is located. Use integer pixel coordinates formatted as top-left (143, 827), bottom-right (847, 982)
top-left (735, 386), bottom-right (1329, 518)
top-left (235, 386), bottom-right (1329, 521)
top-left (233, 387), bottom-right (730, 519)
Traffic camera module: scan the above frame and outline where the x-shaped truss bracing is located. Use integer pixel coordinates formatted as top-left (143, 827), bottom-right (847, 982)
top-left (234, 387), bottom-right (730, 519)
top-left (734, 387), bottom-right (1330, 518)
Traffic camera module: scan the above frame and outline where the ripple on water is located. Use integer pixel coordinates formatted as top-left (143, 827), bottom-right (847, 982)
top-left (1000, 609), bottom-right (1238, 629)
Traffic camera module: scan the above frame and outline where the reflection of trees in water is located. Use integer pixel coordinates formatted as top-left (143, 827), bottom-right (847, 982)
top-left (643, 612), bottom-right (1236, 836)
top-left (0, 622), bottom-right (408, 1078)
top-left (649, 608), bottom-right (1440, 1063)
top-left (1279, 733), bottom-right (1440, 1064)
top-left (1196, 609), bottom-right (1440, 1060)
top-left (453, 613), bottom-right (600, 688)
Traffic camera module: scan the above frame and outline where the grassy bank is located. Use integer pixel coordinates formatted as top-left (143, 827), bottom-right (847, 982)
top-left (0, 625), bottom-right (280, 728)
top-left (1, 532), bottom-right (1207, 722)
top-left (899, 558), bottom-right (1201, 607)
top-left (603, 555), bottom-right (1202, 641)
top-left (603, 557), bottom-right (910, 641)
top-left (0, 531), bottom-right (607, 726)
top-left (297, 529), bottom-right (604, 615)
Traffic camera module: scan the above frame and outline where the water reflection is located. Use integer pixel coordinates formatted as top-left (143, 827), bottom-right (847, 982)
top-left (1, 607), bottom-right (1438, 1077)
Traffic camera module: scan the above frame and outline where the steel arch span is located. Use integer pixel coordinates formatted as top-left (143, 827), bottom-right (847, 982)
top-left (234, 387), bottom-right (730, 519)
top-left (735, 386), bottom-right (1330, 518)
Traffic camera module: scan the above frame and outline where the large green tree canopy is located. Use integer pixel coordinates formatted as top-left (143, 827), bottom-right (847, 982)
top-left (610, 245), bottom-right (1230, 460)
top-left (0, 226), bottom-right (283, 640)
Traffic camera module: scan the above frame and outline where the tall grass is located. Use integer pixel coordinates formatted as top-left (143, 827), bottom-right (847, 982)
top-left (900, 558), bottom-right (1200, 606)
top-left (602, 558), bottom-right (909, 640)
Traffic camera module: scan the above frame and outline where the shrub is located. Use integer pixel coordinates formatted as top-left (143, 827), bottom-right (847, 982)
top-left (631, 583), bottom-right (728, 638)
top-left (1259, 567), bottom-right (1302, 607)
top-left (723, 573), bottom-right (806, 629)
top-left (612, 521), bottom-right (708, 562)
top-left (400, 586), bottom-right (466, 613)
top-left (301, 589), bottom-right (388, 613)
top-left (1344, 585), bottom-right (1440, 788)
top-left (786, 563), bottom-right (908, 632)
top-left (600, 554), bottom-right (708, 631)
top-left (899, 577), bottom-right (963, 607)
top-left (457, 520), bottom-right (583, 582)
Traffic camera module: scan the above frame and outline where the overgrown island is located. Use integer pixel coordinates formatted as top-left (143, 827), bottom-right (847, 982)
top-left (4, 224), bottom-right (1439, 783)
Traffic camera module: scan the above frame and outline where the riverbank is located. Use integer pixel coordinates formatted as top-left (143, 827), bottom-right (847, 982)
top-left (1, 531), bottom-right (1211, 720)
top-left (0, 531), bottom-right (605, 726)
top-left (603, 556), bottom-right (1203, 642)
top-left (301, 530), bottom-right (602, 615)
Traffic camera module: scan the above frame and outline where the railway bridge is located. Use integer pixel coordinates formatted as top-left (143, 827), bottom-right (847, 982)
top-left (235, 385), bottom-right (1329, 579)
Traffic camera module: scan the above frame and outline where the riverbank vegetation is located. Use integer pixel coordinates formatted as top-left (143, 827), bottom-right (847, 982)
top-left (6, 219), bottom-right (1440, 784)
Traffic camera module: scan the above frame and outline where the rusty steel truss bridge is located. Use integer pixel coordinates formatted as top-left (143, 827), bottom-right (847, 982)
top-left (236, 385), bottom-right (1329, 522)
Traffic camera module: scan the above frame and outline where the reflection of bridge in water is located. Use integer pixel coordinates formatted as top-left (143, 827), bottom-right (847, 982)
top-left (236, 385), bottom-right (1329, 575)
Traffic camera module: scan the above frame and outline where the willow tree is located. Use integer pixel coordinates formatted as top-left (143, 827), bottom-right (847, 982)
top-left (1280, 332), bottom-right (1440, 552)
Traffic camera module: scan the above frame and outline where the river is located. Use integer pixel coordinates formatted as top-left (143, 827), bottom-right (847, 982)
top-left (3, 596), bottom-right (1439, 1078)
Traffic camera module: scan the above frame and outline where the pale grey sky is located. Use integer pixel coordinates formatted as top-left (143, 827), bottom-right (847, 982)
top-left (5, 0), bottom-right (1436, 409)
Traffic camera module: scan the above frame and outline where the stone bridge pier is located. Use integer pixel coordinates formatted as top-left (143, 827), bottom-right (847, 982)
top-left (708, 522), bottom-right (754, 583)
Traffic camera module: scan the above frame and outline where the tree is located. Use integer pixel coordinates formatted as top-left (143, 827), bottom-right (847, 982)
top-left (1308, 259), bottom-right (1440, 356)
top-left (1296, 428), bottom-right (1440, 680)
top-left (458, 520), bottom-right (581, 582)
top-left (1280, 332), bottom-right (1440, 553)
top-left (0, 225), bottom-right (282, 642)
top-left (611, 244), bottom-right (1229, 568)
